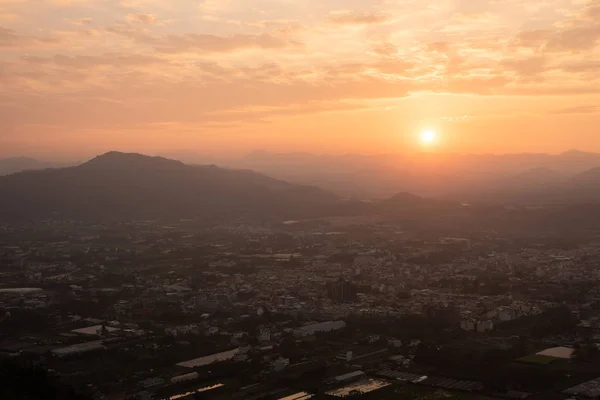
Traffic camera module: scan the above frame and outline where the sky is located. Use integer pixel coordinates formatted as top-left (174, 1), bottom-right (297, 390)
top-left (1, 0), bottom-right (600, 159)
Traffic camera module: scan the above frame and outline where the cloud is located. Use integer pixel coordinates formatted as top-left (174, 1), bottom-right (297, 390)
top-left (137, 32), bottom-right (301, 54)
top-left (126, 13), bottom-right (156, 24)
top-left (372, 41), bottom-right (397, 56)
top-left (511, 29), bottom-right (551, 49)
top-left (72, 17), bottom-right (93, 26)
top-left (327, 12), bottom-right (390, 25)
top-left (535, 2), bottom-right (600, 51)
top-left (2, 0), bottom-right (600, 148)
top-left (553, 105), bottom-right (599, 115)
top-left (373, 59), bottom-right (414, 75)
top-left (561, 60), bottom-right (600, 73)
top-left (547, 25), bottom-right (600, 51)
top-left (502, 56), bottom-right (547, 78)
top-left (0, 27), bottom-right (60, 48)
top-left (584, 2), bottom-right (600, 21)
top-left (21, 53), bottom-right (166, 68)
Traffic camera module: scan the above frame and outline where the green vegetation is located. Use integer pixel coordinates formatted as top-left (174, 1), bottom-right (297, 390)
top-left (517, 354), bottom-right (562, 365)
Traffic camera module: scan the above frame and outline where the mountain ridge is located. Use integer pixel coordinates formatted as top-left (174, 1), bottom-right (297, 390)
top-left (0, 152), bottom-right (338, 221)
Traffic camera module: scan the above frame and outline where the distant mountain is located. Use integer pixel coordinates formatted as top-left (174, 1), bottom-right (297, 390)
top-left (453, 166), bottom-right (600, 206)
top-left (6, 150), bottom-right (600, 224)
top-left (0, 157), bottom-right (68, 176)
top-left (509, 167), bottom-right (563, 186)
top-left (231, 150), bottom-right (600, 200)
top-left (0, 152), bottom-right (338, 221)
top-left (443, 168), bottom-right (564, 204)
top-left (546, 167), bottom-right (600, 204)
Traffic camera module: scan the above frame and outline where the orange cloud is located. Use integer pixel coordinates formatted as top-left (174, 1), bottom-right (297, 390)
top-left (126, 13), bottom-right (156, 24)
top-left (0, 27), bottom-right (61, 48)
top-left (328, 12), bottom-right (390, 25)
top-left (143, 33), bottom-right (301, 54)
top-left (1, 0), bottom-right (600, 156)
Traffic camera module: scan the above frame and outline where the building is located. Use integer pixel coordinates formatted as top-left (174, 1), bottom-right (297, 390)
top-left (71, 324), bottom-right (119, 336)
top-left (294, 320), bottom-right (346, 337)
top-left (368, 335), bottom-right (381, 344)
top-left (498, 309), bottom-right (514, 322)
top-left (258, 328), bottom-right (271, 342)
top-left (170, 372), bottom-right (199, 384)
top-left (461, 320), bottom-right (476, 331)
top-left (336, 350), bottom-right (353, 362)
top-left (138, 377), bottom-right (165, 389)
top-left (272, 357), bottom-right (290, 372)
top-left (51, 341), bottom-right (106, 358)
top-left (332, 371), bottom-right (364, 383)
top-left (114, 300), bottom-right (131, 316)
top-left (477, 320), bottom-right (494, 333)
top-left (176, 348), bottom-right (240, 368)
top-left (206, 327), bottom-right (219, 336)
top-left (327, 279), bottom-right (357, 304)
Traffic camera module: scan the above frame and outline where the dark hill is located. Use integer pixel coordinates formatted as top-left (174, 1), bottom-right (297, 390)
top-left (0, 152), bottom-right (338, 221)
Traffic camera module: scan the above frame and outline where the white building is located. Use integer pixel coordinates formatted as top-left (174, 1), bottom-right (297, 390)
top-left (336, 350), bottom-right (353, 362)
top-left (294, 320), bottom-right (346, 337)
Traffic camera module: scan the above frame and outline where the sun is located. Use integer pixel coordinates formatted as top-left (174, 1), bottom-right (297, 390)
top-left (419, 129), bottom-right (438, 146)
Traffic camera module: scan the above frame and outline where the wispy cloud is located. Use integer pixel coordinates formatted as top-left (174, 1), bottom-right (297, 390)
top-left (126, 13), bottom-right (156, 24)
top-left (327, 12), bottom-right (390, 25)
top-left (1, 0), bottom-right (600, 155)
top-left (553, 105), bottom-right (599, 114)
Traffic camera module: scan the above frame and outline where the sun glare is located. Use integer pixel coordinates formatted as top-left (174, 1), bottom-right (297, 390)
top-left (420, 129), bottom-right (438, 146)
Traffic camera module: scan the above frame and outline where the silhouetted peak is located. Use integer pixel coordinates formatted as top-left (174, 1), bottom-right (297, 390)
top-left (82, 151), bottom-right (186, 170)
top-left (561, 149), bottom-right (592, 157)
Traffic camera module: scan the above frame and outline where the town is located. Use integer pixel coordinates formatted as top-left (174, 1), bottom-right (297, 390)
top-left (2, 217), bottom-right (600, 399)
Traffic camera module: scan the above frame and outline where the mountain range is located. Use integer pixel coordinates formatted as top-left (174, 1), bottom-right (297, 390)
top-left (229, 150), bottom-right (600, 200)
top-left (10, 150), bottom-right (600, 201)
top-left (0, 152), bottom-right (337, 221)
top-left (4, 151), bottom-right (600, 224)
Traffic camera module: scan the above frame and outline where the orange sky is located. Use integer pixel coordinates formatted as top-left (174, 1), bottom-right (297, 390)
top-left (1, 0), bottom-right (600, 159)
